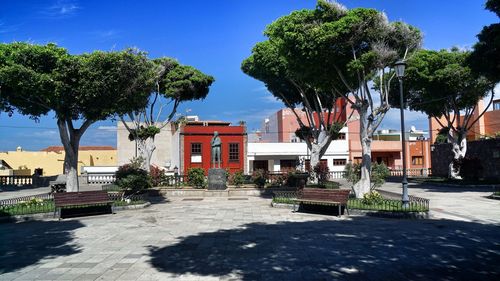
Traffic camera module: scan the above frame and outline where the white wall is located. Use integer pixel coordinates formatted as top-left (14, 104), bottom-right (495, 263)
top-left (247, 128), bottom-right (349, 173)
top-left (117, 122), bottom-right (180, 169)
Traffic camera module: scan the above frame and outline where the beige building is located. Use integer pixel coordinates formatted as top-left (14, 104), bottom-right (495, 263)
top-left (0, 146), bottom-right (117, 176)
top-left (117, 122), bottom-right (180, 169)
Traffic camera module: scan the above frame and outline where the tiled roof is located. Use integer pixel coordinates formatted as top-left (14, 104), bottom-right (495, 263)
top-left (40, 146), bottom-right (116, 152)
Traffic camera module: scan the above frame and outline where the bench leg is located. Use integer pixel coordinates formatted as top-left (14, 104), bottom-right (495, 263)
top-left (345, 205), bottom-right (349, 216)
top-left (338, 205), bottom-right (341, 217)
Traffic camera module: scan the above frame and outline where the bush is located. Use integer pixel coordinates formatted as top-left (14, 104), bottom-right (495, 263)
top-left (313, 163), bottom-right (330, 184)
top-left (150, 166), bottom-right (166, 186)
top-left (361, 191), bottom-right (383, 205)
top-left (344, 162), bottom-right (390, 190)
top-left (116, 163), bottom-right (152, 193)
top-left (230, 170), bottom-right (245, 187)
top-left (187, 168), bottom-right (206, 188)
top-left (252, 169), bottom-right (267, 188)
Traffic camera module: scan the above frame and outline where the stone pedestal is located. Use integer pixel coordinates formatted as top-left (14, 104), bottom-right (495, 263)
top-left (208, 168), bottom-right (227, 190)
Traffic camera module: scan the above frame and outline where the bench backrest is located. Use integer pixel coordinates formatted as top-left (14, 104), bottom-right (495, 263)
top-left (298, 188), bottom-right (350, 204)
top-left (54, 190), bottom-right (110, 207)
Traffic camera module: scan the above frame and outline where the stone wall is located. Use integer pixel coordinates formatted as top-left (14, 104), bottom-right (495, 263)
top-left (431, 139), bottom-right (500, 179)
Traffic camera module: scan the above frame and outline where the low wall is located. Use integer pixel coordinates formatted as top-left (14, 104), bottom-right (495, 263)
top-left (431, 139), bottom-right (500, 179)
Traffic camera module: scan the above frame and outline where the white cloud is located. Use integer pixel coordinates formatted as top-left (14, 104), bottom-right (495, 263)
top-left (90, 29), bottom-right (120, 41)
top-left (97, 126), bottom-right (117, 131)
top-left (40, 0), bottom-right (80, 18)
top-left (0, 21), bottom-right (19, 34)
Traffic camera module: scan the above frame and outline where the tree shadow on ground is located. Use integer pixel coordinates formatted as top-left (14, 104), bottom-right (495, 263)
top-left (148, 217), bottom-right (500, 281)
top-left (0, 219), bottom-right (83, 274)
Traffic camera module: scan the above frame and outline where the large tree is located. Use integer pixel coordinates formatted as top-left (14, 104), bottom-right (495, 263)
top-left (393, 49), bottom-right (494, 178)
top-left (0, 43), bottom-right (154, 191)
top-left (469, 0), bottom-right (500, 83)
top-left (120, 58), bottom-right (214, 172)
top-left (242, 0), bottom-right (421, 197)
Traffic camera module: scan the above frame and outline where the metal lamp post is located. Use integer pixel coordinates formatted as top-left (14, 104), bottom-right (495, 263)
top-left (394, 60), bottom-right (409, 208)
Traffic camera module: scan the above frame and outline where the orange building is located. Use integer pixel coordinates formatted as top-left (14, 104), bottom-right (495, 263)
top-left (346, 102), bottom-right (431, 170)
top-left (429, 99), bottom-right (500, 143)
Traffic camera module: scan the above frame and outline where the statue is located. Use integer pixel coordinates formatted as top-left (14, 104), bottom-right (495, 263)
top-left (211, 131), bottom-right (221, 168)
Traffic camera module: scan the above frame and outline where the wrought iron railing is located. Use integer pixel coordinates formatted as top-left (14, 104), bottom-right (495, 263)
top-left (272, 190), bottom-right (429, 212)
top-left (0, 193), bottom-right (53, 206)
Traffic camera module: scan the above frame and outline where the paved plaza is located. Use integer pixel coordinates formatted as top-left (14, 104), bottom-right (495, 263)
top-left (1, 188), bottom-right (499, 281)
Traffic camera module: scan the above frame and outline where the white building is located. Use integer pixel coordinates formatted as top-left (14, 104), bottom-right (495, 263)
top-left (246, 128), bottom-right (350, 173)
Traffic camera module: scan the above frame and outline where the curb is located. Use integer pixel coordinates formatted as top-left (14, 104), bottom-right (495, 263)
top-left (0, 202), bottom-right (151, 224)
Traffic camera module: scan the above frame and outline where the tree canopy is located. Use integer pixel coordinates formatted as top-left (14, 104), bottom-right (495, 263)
top-left (0, 42), bottom-right (153, 123)
top-left (393, 49), bottom-right (493, 122)
top-left (468, 0), bottom-right (500, 83)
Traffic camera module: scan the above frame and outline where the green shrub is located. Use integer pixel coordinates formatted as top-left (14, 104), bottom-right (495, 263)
top-left (361, 191), bottom-right (383, 205)
top-left (187, 168), bottom-right (206, 188)
top-left (252, 169), bottom-right (267, 188)
top-left (116, 163), bottom-right (152, 193)
top-left (230, 170), bottom-right (245, 187)
top-left (344, 162), bottom-right (390, 190)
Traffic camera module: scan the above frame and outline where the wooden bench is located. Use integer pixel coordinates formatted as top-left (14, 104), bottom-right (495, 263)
top-left (292, 188), bottom-right (350, 217)
top-left (54, 190), bottom-right (113, 219)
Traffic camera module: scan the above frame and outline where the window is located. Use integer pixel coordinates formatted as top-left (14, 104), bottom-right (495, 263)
top-left (412, 156), bottom-right (423, 165)
top-left (494, 100), bottom-right (500, 111)
top-left (353, 157), bottom-right (362, 164)
top-left (280, 159), bottom-right (297, 171)
top-left (333, 159), bottom-right (347, 166)
top-left (336, 133), bottom-right (346, 140)
top-left (191, 143), bottom-right (202, 155)
top-left (229, 143), bottom-right (239, 162)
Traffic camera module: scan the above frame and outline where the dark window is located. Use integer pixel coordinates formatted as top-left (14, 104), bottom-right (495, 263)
top-left (337, 133), bottom-right (346, 140)
top-left (229, 143), bottom-right (239, 161)
top-left (494, 101), bottom-right (500, 110)
top-left (191, 143), bottom-right (202, 155)
top-left (333, 159), bottom-right (346, 166)
top-left (280, 159), bottom-right (297, 171)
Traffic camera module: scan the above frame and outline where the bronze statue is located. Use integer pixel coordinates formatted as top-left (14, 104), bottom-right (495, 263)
top-left (211, 131), bottom-right (221, 168)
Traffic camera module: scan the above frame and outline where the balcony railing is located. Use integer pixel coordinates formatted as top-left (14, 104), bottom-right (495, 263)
top-left (0, 175), bottom-right (33, 186)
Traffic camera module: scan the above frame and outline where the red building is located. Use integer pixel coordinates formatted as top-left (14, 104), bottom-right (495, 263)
top-left (180, 120), bottom-right (247, 174)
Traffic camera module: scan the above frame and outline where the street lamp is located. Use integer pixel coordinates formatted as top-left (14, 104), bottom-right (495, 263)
top-left (394, 60), bottom-right (409, 208)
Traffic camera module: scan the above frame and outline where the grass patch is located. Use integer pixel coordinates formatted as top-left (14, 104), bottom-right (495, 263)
top-left (493, 191), bottom-right (500, 196)
top-left (272, 197), bottom-right (295, 205)
top-left (0, 199), bottom-right (147, 217)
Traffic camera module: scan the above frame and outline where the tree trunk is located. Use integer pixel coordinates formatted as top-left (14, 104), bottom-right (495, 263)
top-left (448, 131), bottom-right (467, 179)
top-left (137, 137), bottom-right (156, 172)
top-left (57, 118), bottom-right (92, 192)
top-left (63, 143), bottom-right (79, 192)
top-left (309, 143), bottom-right (321, 184)
top-left (353, 109), bottom-right (372, 198)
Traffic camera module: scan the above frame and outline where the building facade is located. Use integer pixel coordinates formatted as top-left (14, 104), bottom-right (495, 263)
top-left (181, 121), bottom-right (247, 174)
top-left (0, 146), bottom-right (116, 176)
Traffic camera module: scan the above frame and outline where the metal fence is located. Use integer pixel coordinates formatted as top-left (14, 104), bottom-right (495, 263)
top-left (272, 190), bottom-right (430, 212)
top-left (0, 193), bottom-right (53, 206)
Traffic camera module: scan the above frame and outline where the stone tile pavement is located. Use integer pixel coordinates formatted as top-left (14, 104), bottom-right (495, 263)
top-left (0, 196), bottom-right (499, 280)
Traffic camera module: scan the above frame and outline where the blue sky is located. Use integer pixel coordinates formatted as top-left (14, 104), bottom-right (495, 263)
top-left (0, 0), bottom-right (497, 151)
